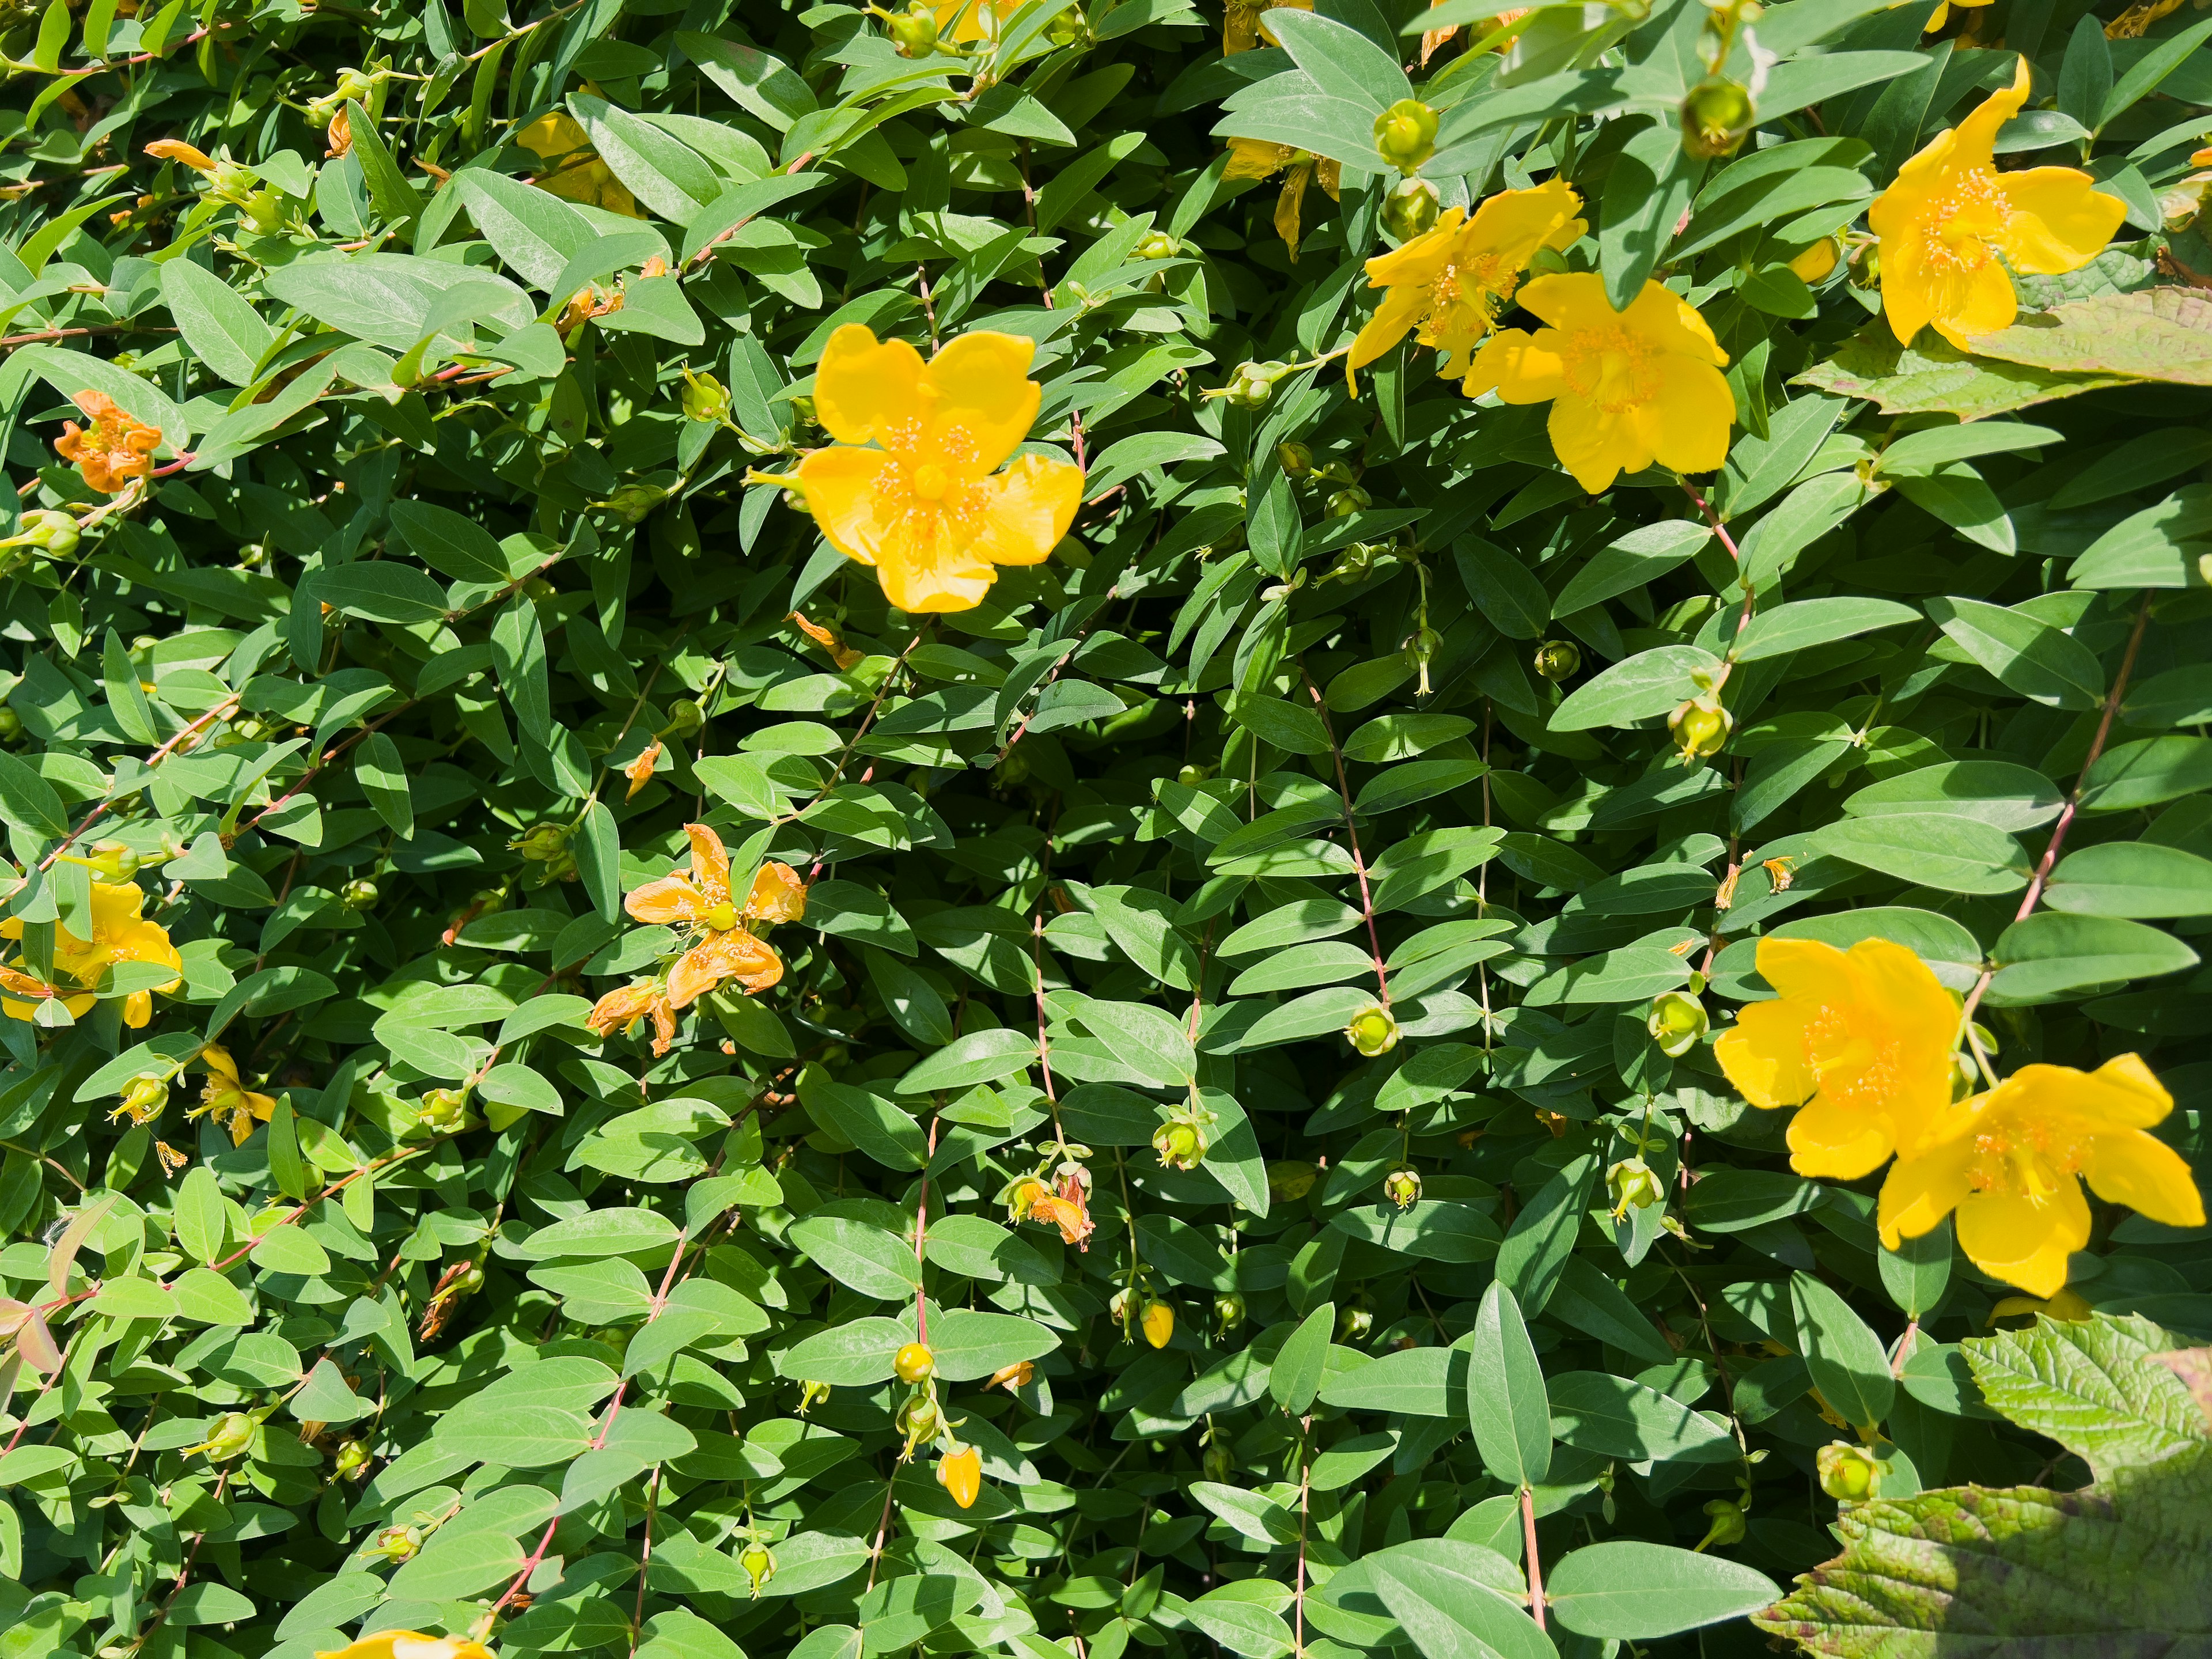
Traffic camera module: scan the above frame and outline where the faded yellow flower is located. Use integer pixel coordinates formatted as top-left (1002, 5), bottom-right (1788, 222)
top-left (1224, 138), bottom-right (1341, 261)
top-left (517, 112), bottom-right (641, 218)
top-left (623, 824), bottom-right (785, 1007)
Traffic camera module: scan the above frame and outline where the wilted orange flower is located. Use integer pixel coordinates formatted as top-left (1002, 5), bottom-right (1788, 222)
top-left (623, 738), bottom-right (663, 802)
top-left (1012, 1172), bottom-right (1094, 1251)
top-left (586, 980), bottom-right (679, 1055)
top-left (326, 106), bottom-right (354, 159)
top-left (986, 1360), bottom-right (1034, 1392)
top-left (791, 611), bottom-right (864, 669)
top-left (1224, 139), bottom-right (1340, 261)
top-left (56, 392), bottom-right (161, 493)
top-left (144, 138), bottom-right (216, 173)
top-left (791, 326), bottom-right (1084, 613)
top-left (193, 1044), bottom-right (277, 1146)
top-left (623, 825), bottom-right (785, 1007)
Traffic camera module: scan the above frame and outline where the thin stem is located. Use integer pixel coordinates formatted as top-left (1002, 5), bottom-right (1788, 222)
top-left (1520, 1484), bottom-right (1546, 1630)
top-left (1301, 671), bottom-right (1391, 1005)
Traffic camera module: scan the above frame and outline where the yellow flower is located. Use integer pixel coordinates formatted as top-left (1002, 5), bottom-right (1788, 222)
top-left (516, 113), bottom-right (641, 219)
top-left (317, 1635), bottom-right (495, 1659)
top-left (937, 1442), bottom-right (983, 1508)
top-left (1224, 0), bottom-right (1309, 53)
top-left (1879, 1054), bottom-right (2205, 1299)
top-left (1, 881), bottom-right (181, 1028)
top-left (1346, 179), bottom-right (1585, 393)
top-left (194, 1044), bottom-right (277, 1147)
top-left (622, 825), bottom-right (787, 1008)
top-left (1868, 56), bottom-right (2126, 351)
top-left (793, 326), bottom-right (1084, 613)
top-left (1713, 937), bottom-right (1957, 1180)
top-left (1463, 272), bottom-right (1734, 495)
top-left (1224, 139), bottom-right (1341, 261)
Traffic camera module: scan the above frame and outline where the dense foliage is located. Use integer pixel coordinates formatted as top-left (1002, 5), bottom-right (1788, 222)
top-left (1, 0), bottom-right (2211, 1656)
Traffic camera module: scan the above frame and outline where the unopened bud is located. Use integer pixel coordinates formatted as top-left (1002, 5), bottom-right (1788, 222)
top-left (1277, 441), bottom-right (1312, 476)
top-left (17, 509), bottom-right (80, 556)
top-left (1669, 697), bottom-right (1732, 763)
top-left (1345, 1003), bottom-right (1399, 1057)
top-left (739, 1541), bottom-right (777, 1597)
top-left (1696, 1497), bottom-right (1747, 1551)
top-left (682, 367), bottom-right (731, 423)
top-left (1681, 77), bottom-right (1756, 161)
top-left (1533, 638), bottom-right (1581, 681)
top-left (1373, 99), bottom-right (1439, 172)
top-left (1325, 485), bottom-right (1372, 520)
top-left (332, 1438), bottom-right (371, 1479)
top-left (340, 877), bottom-right (378, 911)
top-left (1381, 176), bottom-right (1441, 241)
top-left (419, 1086), bottom-right (470, 1132)
top-left (1789, 237), bottom-right (1841, 285)
top-left (887, 1), bottom-right (940, 56)
top-left (1647, 990), bottom-right (1709, 1057)
top-left (1817, 1441), bottom-right (1881, 1502)
top-left (1141, 1298), bottom-right (1174, 1348)
top-left (1153, 1120), bottom-right (1205, 1171)
top-left (1383, 1167), bottom-right (1422, 1210)
top-left (1608, 1156), bottom-right (1666, 1217)
top-left (894, 1341), bottom-right (935, 1384)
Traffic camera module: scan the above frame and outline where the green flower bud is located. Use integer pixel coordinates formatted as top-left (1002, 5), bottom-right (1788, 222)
top-left (1214, 1291), bottom-right (1245, 1332)
top-left (17, 509), bottom-right (80, 556)
top-left (1153, 1119), bottom-right (1205, 1172)
top-left (1044, 3), bottom-right (1087, 46)
top-left (1202, 1441), bottom-right (1234, 1482)
top-left (201, 1411), bottom-right (255, 1461)
top-left (86, 840), bottom-right (141, 881)
top-left (1276, 441), bottom-right (1313, 476)
top-left (1346, 1003), bottom-right (1399, 1057)
top-left (887, 2), bottom-right (940, 57)
top-left (1608, 1156), bottom-right (1667, 1217)
top-left (1817, 1441), bottom-right (1881, 1503)
top-left (514, 823), bottom-right (571, 861)
top-left (1669, 696), bottom-right (1732, 763)
top-left (664, 698), bottom-right (706, 737)
top-left (1533, 638), bottom-right (1582, 681)
top-left (1696, 1497), bottom-right (1747, 1551)
top-left (332, 1438), bottom-right (372, 1479)
top-left (1372, 99), bottom-right (1439, 172)
top-left (1135, 227), bottom-right (1178, 260)
top-left (0, 709), bottom-right (22, 741)
top-left (1325, 484), bottom-right (1372, 520)
top-left (340, 877), bottom-right (378, 911)
top-left (1681, 76), bottom-right (1756, 161)
top-left (1337, 1303), bottom-right (1373, 1342)
top-left (1383, 1167), bottom-right (1422, 1210)
top-left (681, 368), bottom-right (730, 423)
top-left (1647, 990), bottom-right (1709, 1058)
top-left (419, 1086), bottom-right (471, 1133)
top-left (1381, 176), bottom-right (1441, 242)
top-left (740, 1540), bottom-right (778, 1597)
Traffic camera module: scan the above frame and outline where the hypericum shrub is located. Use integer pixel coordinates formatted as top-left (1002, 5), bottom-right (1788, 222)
top-left (1, 1), bottom-right (2210, 1657)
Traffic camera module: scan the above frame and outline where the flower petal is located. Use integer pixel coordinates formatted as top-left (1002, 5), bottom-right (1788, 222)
top-left (1877, 229), bottom-right (1940, 347)
top-left (1956, 1179), bottom-right (2089, 1300)
top-left (745, 861), bottom-right (808, 924)
top-left (967, 453), bottom-right (1084, 571)
top-left (1464, 327), bottom-right (1567, 403)
top-left (2085, 1126), bottom-right (2206, 1229)
top-left (814, 325), bottom-right (928, 449)
top-left (796, 445), bottom-right (900, 569)
top-left (685, 824), bottom-right (731, 904)
top-left (1513, 270), bottom-right (1620, 335)
top-left (1715, 998), bottom-right (1819, 1108)
top-left (1464, 179), bottom-right (1584, 266)
top-left (1878, 1125), bottom-right (1978, 1248)
top-left (1547, 395), bottom-right (1646, 495)
top-left (924, 330), bottom-right (1041, 478)
top-left (667, 928), bottom-right (783, 1009)
top-left (1623, 279), bottom-right (1730, 369)
top-left (1950, 54), bottom-right (2032, 172)
top-left (1995, 168), bottom-right (2128, 275)
top-left (1631, 357), bottom-right (1734, 478)
top-left (1787, 1093), bottom-right (1899, 1180)
top-left (1225, 138), bottom-right (1293, 182)
top-left (626, 874), bottom-right (705, 926)
top-left (1362, 210), bottom-right (1465, 287)
top-left (1930, 259), bottom-right (2020, 349)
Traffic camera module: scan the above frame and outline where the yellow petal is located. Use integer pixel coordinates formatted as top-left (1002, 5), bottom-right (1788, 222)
top-left (1995, 168), bottom-right (2128, 274)
top-left (1224, 139), bottom-right (1292, 183)
top-left (1464, 178), bottom-right (1584, 266)
top-left (123, 990), bottom-right (152, 1029)
top-left (1956, 1179), bottom-right (2089, 1299)
top-left (1347, 285), bottom-right (1435, 388)
top-left (1876, 231), bottom-right (1940, 347)
top-left (685, 823), bottom-right (731, 905)
top-left (625, 874), bottom-right (706, 926)
top-left (1547, 394), bottom-right (1648, 495)
top-left (1950, 55), bottom-right (2033, 172)
top-left (877, 536), bottom-right (998, 614)
top-left (1275, 164), bottom-right (1312, 259)
top-left (2085, 1126), bottom-right (2206, 1229)
top-left (1786, 1094), bottom-right (1897, 1181)
top-left (796, 445), bottom-right (898, 569)
top-left (923, 330), bottom-right (1040, 478)
top-left (1630, 356), bottom-right (1734, 478)
top-left (814, 325), bottom-right (928, 449)
top-left (1623, 279), bottom-right (1730, 369)
top-left (1362, 210), bottom-right (1467, 287)
top-left (1878, 1119), bottom-right (1978, 1247)
top-left (1513, 270), bottom-right (1619, 336)
top-left (1464, 326), bottom-right (1567, 403)
top-left (967, 453), bottom-right (1083, 573)
top-left (516, 115), bottom-right (590, 162)
top-left (1755, 935), bottom-right (1853, 1006)
top-left (1715, 999), bottom-right (1818, 1109)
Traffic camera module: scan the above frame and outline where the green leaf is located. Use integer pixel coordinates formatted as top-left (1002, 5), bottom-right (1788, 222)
top-left (1793, 1270), bottom-right (1895, 1435)
top-left (1732, 597), bottom-right (1919, 662)
top-left (1880, 1219), bottom-right (1952, 1321)
top-left (1369, 1540), bottom-right (1552, 1659)
top-left (1270, 1302), bottom-right (1334, 1414)
top-left (0, 749), bottom-right (68, 839)
top-left (1546, 1543), bottom-right (1778, 1639)
top-left (1988, 911), bottom-right (2199, 1000)
top-left (798, 1068), bottom-right (928, 1169)
top-left (1493, 1154), bottom-right (1596, 1317)
top-left (2081, 736), bottom-right (2212, 812)
top-left (1813, 812), bottom-right (2029, 894)
top-left (161, 260), bottom-right (275, 387)
top-left (1926, 596), bottom-right (2106, 710)
top-left (1794, 324), bottom-right (2133, 420)
top-left (2045, 842), bottom-right (2212, 918)
top-left (1963, 1313), bottom-right (2207, 1475)
top-left (1466, 1283), bottom-right (1550, 1488)
top-left (1546, 1372), bottom-right (1735, 1462)
top-left (1971, 287), bottom-right (2212, 385)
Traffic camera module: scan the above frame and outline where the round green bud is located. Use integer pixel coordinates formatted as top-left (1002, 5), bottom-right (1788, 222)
top-left (1681, 76), bottom-right (1756, 161)
top-left (1372, 99), bottom-right (1439, 172)
top-left (1647, 990), bottom-right (1709, 1057)
top-left (1381, 176), bottom-right (1441, 242)
top-left (1533, 638), bottom-right (1582, 681)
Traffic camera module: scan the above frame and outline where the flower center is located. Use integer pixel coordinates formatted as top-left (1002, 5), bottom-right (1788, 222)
top-left (911, 463), bottom-right (952, 501)
top-left (1560, 323), bottom-right (1661, 414)
top-left (704, 902), bottom-right (738, 933)
top-left (1968, 1118), bottom-right (2087, 1199)
top-left (1916, 168), bottom-right (2009, 272)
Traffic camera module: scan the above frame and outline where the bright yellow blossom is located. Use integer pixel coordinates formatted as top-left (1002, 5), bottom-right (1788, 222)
top-left (938, 1441), bottom-right (983, 1508)
top-left (1224, 0), bottom-right (1310, 53)
top-left (194, 1044), bottom-right (277, 1146)
top-left (1224, 139), bottom-right (1340, 262)
top-left (612, 825), bottom-right (794, 1010)
top-left (1, 881), bottom-right (181, 1028)
top-left (317, 1635), bottom-right (495, 1659)
top-left (1347, 179), bottom-right (1585, 394)
top-left (1463, 273), bottom-right (1733, 495)
top-left (793, 326), bottom-right (1084, 613)
top-left (517, 113), bottom-right (641, 218)
top-left (1868, 56), bottom-right (2126, 351)
top-left (1879, 1054), bottom-right (2205, 1298)
top-left (1714, 937), bottom-right (1957, 1180)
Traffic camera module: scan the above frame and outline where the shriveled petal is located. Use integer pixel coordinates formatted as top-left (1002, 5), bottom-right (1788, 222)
top-left (1995, 168), bottom-right (2128, 275)
top-left (1787, 1094), bottom-right (1898, 1181)
top-left (1878, 1124), bottom-right (1978, 1248)
top-left (589, 982), bottom-right (662, 1037)
top-left (1956, 1179), bottom-right (2089, 1300)
top-left (1547, 395), bottom-right (1647, 495)
top-left (924, 330), bottom-right (1041, 478)
top-left (1950, 55), bottom-right (2033, 173)
top-left (1464, 327), bottom-right (1568, 403)
top-left (626, 874), bottom-right (706, 926)
top-left (666, 927), bottom-right (783, 1009)
top-left (2085, 1126), bottom-right (2206, 1229)
top-left (123, 990), bottom-right (153, 1029)
top-left (1716, 999), bottom-right (1819, 1109)
top-left (1224, 138), bottom-right (1293, 183)
top-left (966, 453), bottom-right (1083, 572)
top-left (1631, 357), bottom-right (1734, 478)
top-left (684, 824), bottom-right (731, 904)
top-left (745, 861), bottom-right (808, 923)
top-left (797, 445), bottom-right (900, 569)
top-left (814, 325), bottom-right (928, 449)
top-left (1464, 179), bottom-right (1584, 266)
